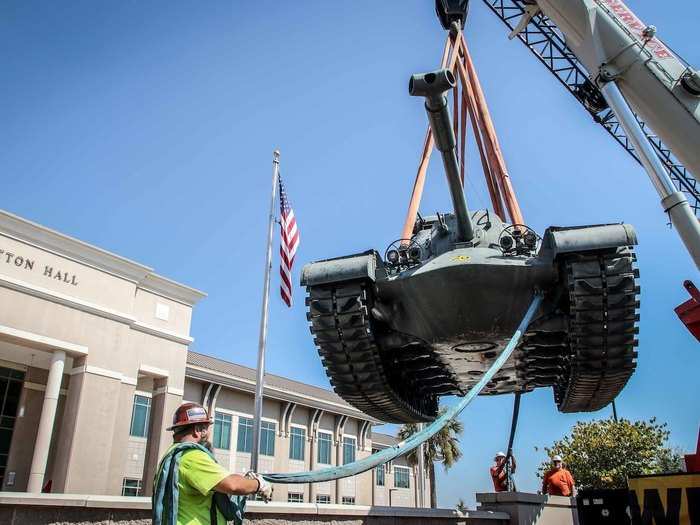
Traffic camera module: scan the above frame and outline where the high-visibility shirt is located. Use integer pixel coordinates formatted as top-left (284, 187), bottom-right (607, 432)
top-left (166, 444), bottom-right (230, 525)
top-left (542, 467), bottom-right (575, 496)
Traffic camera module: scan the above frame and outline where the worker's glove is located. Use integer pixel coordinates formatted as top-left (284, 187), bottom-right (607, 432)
top-left (245, 471), bottom-right (273, 502)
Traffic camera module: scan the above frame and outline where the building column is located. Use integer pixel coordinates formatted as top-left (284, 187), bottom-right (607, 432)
top-left (27, 350), bottom-right (65, 493)
top-left (307, 409), bottom-right (322, 503)
top-left (334, 415), bottom-right (347, 504)
top-left (106, 378), bottom-right (137, 495)
top-left (308, 432), bottom-right (315, 503)
top-left (142, 377), bottom-right (182, 496)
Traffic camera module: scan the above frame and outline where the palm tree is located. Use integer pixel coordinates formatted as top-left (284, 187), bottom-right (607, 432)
top-left (398, 407), bottom-right (463, 508)
top-left (455, 499), bottom-right (467, 513)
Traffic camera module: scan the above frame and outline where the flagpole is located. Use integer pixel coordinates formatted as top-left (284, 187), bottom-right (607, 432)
top-left (251, 149), bottom-right (280, 473)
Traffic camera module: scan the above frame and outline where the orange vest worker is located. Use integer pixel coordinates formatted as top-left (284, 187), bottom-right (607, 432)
top-left (542, 456), bottom-right (575, 496)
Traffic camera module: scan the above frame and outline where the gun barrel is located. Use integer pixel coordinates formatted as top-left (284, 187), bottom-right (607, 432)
top-left (409, 69), bottom-right (474, 242)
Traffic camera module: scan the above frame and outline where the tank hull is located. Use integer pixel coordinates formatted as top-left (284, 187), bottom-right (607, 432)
top-left (377, 247), bottom-right (555, 342)
top-left (302, 219), bottom-right (639, 423)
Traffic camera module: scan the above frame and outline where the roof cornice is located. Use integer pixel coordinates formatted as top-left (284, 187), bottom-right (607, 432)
top-left (141, 273), bottom-right (207, 306)
top-left (0, 210), bottom-right (150, 282)
top-left (0, 210), bottom-right (206, 306)
top-left (186, 365), bottom-right (379, 423)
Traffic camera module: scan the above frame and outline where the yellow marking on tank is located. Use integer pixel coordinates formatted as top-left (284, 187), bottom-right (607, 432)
top-left (451, 255), bottom-right (471, 262)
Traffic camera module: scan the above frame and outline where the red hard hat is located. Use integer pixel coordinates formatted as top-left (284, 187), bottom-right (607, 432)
top-left (167, 402), bottom-right (212, 431)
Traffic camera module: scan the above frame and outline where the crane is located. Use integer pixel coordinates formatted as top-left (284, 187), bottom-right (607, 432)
top-left (436, 0), bottom-right (700, 268)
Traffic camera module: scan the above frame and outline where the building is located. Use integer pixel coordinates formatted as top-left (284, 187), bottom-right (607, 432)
top-left (0, 210), bottom-right (429, 506)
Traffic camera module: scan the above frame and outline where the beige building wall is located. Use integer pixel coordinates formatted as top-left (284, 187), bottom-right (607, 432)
top-left (0, 210), bottom-right (205, 495)
top-left (371, 435), bottom-right (431, 508)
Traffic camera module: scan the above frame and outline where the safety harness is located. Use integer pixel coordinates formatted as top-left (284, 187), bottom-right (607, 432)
top-left (152, 442), bottom-right (246, 525)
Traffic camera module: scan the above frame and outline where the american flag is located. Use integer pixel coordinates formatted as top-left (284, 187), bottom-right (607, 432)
top-left (279, 174), bottom-right (299, 307)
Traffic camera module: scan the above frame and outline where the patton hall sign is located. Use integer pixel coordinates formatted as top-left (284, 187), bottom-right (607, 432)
top-left (0, 246), bottom-right (79, 286)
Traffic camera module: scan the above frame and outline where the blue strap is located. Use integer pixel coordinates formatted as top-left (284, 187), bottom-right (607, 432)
top-left (152, 442), bottom-right (218, 525)
top-left (153, 443), bottom-right (246, 525)
top-left (263, 293), bottom-right (543, 484)
top-left (152, 453), bottom-right (171, 525)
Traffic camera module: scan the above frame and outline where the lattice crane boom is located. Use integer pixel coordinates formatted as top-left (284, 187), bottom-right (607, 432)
top-left (483, 0), bottom-right (700, 215)
top-left (469, 0), bottom-right (700, 268)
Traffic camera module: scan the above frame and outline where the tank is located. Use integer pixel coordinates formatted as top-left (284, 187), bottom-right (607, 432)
top-left (301, 69), bottom-right (640, 423)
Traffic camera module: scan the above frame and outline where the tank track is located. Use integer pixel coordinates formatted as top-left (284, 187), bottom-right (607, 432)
top-left (555, 246), bottom-right (640, 412)
top-left (306, 281), bottom-right (438, 423)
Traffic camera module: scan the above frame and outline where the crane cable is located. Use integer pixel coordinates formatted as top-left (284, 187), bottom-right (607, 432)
top-left (262, 292), bottom-right (543, 484)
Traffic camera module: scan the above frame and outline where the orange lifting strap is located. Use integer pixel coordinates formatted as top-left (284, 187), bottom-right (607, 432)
top-left (400, 29), bottom-right (524, 242)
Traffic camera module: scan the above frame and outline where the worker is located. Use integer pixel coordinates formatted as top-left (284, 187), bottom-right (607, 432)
top-left (152, 402), bottom-right (273, 525)
top-left (541, 455), bottom-right (576, 497)
top-left (490, 451), bottom-right (516, 492)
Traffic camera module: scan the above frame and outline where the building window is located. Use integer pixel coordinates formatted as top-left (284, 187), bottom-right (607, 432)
top-left (236, 417), bottom-right (276, 455)
top-left (287, 492), bottom-right (304, 503)
top-left (317, 432), bottom-right (332, 465)
top-left (289, 427), bottom-right (305, 461)
top-left (213, 412), bottom-right (232, 450)
top-left (121, 478), bottom-right (142, 496)
top-left (0, 366), bottom-right (24, 488)
top-left (260, 421), bottom-right (276, 456)
top-left (341, 496), bottom-right (356, 505)
top-left (394, 466), bottom-right (410, 489)
top-left (129, 395), bottom-right (151, 438)
top-left (237, 417), bottom-right (253, 453)
top-left (342, 436), bottom-right (356, 465)
top-left (375, 464), bottom-right (385, 486)
top-left (316, 494), bottom-right (331, 504)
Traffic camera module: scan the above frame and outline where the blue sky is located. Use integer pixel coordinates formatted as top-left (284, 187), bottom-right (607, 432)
top-left (2, 0), bottom-right (699, 508)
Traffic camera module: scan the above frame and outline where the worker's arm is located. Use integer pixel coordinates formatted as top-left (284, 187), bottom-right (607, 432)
top-left (214, 474), bottom-right (259, 495)
top-left (181, 451), bottom-right (272, 501)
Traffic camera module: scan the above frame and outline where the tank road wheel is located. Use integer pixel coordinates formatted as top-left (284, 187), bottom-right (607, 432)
top-left (306, 281), bottom-right (438, 423)
top-left (555, 247), bottom-right (640, 412)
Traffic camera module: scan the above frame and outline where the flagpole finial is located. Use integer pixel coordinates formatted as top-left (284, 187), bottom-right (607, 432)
top-left (273, 149), bottom-right (280, 162)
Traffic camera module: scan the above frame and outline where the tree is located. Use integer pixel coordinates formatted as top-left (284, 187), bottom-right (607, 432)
top-left (455, 498), bottom-right (467, 513)
top-left (537, 417), bottom-right (683, 489)
top-left (398, 408), bottom-right (464, 508)
top-left (654, 445), bottom-right (685, 474)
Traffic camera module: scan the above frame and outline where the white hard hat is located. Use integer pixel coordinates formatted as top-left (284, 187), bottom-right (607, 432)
top-left (552, 455), bottom-right (563, 462)
top-left (495, 451), bottom-right (506, 458)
